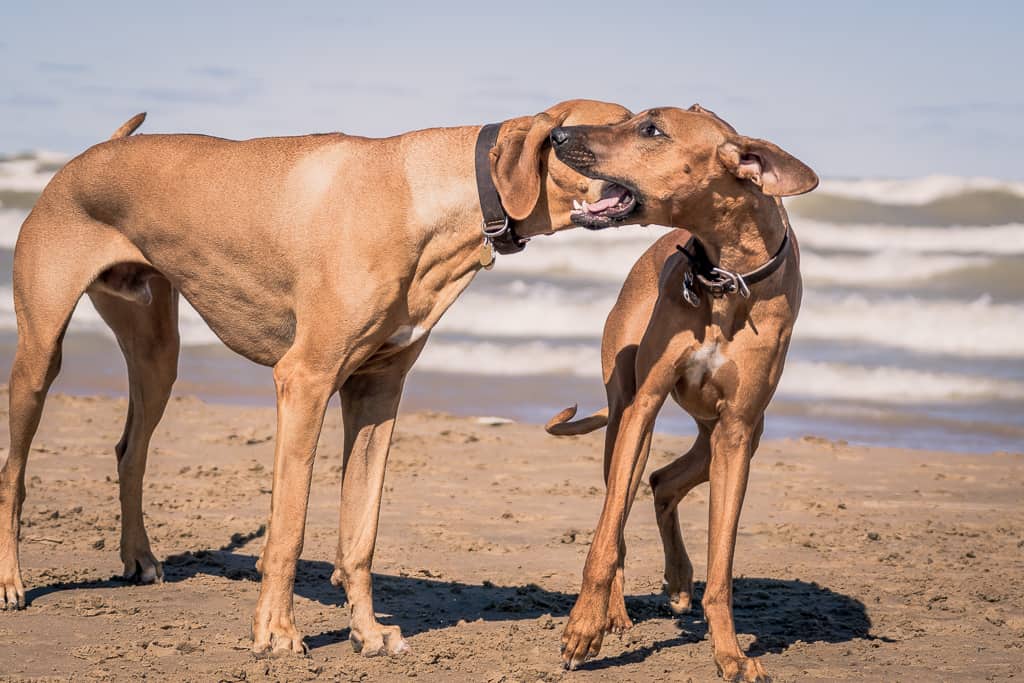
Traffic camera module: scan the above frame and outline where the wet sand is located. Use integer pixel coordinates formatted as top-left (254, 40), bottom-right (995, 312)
top-left (0, 390), bottom-right (1022, 682)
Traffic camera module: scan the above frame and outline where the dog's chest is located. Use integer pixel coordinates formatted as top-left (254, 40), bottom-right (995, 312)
top-left (385, 325), bottom-right (429, 348)
top-left (683, 340), bottom-right (727, 386)
top-left (674, 337), bottom-right (734, 419)
top-left (360, 323), bottom-right (430, 372)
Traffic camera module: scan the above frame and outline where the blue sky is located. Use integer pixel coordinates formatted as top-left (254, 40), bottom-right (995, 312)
top-left (3, 1), bottom-right (1022, 179)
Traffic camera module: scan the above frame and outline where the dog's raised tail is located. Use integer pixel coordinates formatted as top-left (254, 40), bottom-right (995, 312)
top-left (545, 404), bottom-right (609, 436)
top-left (110, 112), bottom-right (147, 140)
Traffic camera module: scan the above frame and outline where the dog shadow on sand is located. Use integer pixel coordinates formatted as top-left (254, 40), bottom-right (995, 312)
top-left (25, 526), bottom-right (874, 669)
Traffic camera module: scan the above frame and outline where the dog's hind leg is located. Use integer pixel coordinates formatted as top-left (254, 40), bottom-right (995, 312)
top-left (649, 422), bottom-right (712, 614)
top-left (649, 415), bottom-right (763, 617)
top-left (88, 275), bottom-right (179, 583)
top-left (0, 213), bottom-right (133, 608)
top-left (0, 320), bottom-right (67, 610)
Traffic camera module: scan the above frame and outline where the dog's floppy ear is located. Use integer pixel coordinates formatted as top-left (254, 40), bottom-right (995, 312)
top-left (717, 137), bottom-right (818, 197)
top-left (490, 113), bottom-right (558, 220)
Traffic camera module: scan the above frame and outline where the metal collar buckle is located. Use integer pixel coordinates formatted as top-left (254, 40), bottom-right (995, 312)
top-left (708, 267), bottom-right (751, 299)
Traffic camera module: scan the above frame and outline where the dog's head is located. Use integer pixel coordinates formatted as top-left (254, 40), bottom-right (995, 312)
top-left (549, 104), bottom-right (818, 230)
top-left (489, 99), bottom-right (634, 235)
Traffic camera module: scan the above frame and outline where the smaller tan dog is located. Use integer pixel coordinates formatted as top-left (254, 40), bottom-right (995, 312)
top-left (545, 105), bottom-right (817, 681)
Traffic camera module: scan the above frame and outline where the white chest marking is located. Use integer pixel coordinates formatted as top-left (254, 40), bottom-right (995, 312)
top-left (386, 325), bottom-right (428, 348)
top-left (685, 341), bottom-right (726, 386)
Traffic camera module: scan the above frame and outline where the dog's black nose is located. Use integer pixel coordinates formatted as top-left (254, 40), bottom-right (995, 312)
top-left (550, 127), bottom-right (571, 147)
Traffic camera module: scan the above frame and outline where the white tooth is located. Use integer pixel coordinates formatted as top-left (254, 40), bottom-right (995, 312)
top-left (581, 201), bottom-right (589, 212)
top-left (573, 199), bottom-right (582, 210)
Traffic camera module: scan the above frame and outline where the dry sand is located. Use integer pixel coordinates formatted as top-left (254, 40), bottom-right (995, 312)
top-left (0, 390), bottom-right (1021, 682)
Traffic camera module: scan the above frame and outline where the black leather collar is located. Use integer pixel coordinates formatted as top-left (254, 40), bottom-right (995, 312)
top-left (675, 229), bottom-right (791, 306)
top-left (475, 123), bottom-right (527, 255)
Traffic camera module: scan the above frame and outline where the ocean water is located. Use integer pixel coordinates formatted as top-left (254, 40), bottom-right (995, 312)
top-left (1, 151), bottom-right (1022, 453)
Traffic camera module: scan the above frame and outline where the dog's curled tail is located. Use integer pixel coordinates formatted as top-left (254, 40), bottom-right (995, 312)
top-left (110, 112), bottom-right (147, 140)
top-left (545, 404), bottom-right (609, 436)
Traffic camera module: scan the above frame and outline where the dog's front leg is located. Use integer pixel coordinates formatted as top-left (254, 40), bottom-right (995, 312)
top-left (329, 351), bottom-right (418, 658)
top-left (251, 355), bottom-right (335, 656)
top-left (561, 388), bottom-right (668, 670)
top-left (607, 421), bottom-right (659, 636)
top-left (601, 403), bottom-right (640, 638)
top-left (704, 414), bottom-right (768, 683)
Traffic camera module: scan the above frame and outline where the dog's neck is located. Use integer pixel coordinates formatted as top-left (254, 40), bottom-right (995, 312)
top-left (398, 127), bottom-right (488, 305)
top-left (391, 126), bottom-right (560, 331)
top-left (686, 188), bottom-right (789, 275)
top-left (399, 125), bottom-right (565, 281)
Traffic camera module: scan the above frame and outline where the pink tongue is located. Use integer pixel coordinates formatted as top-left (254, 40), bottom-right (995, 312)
top-left (587, 187), bottom-right (628, 213)
top-left (587, 197), bottom-right (619, 212)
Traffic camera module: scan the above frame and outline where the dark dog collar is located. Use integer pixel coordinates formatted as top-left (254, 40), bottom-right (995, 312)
top-left (675, 230), bottom-right (791, 307)
top-left (475, 123), bottom-right (527, 256)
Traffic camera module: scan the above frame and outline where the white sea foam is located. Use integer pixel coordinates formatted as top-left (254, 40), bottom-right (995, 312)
top-left (798, 292), bottom-right (1024, 358)
top-left (438, 280), bottom-right (617, 338)
top-left (777, 361), bottom-right (1024, 403)
top-left (797, 219), bottom-right (1024, 255)
top-left (418, 340), bottom-right (600, 377)
top-left (817, 175), bottom-right (1024, 205)
top-left (495, 224), bottom-right (672, 281)
top-left (446, 282), bottom-right (1024, 358)
top-left (0, 209), bottom-right (28, 248)
top-left (0, 154), bottom-right (65, 194)
top-left (798, 250), bottom-right (992, 286)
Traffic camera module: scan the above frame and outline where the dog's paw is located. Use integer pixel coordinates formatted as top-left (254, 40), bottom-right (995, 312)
top-left (607, 573), bottom-right (633, 635)
top-left (715, 653), bottom-right (770, 683)
top-left (663, 578), bottom-right (694, 614)
top-left (0, 565), bottom-right (25, 610)
top-left (329, 567), bottom-right (344, 587)
top-left (560, 602), bottom-right (608, 670)
top-left (350, 623), bottom-right (409, 657)
top-left (251, 609), bottom-right (308, 657)
top-left (606, 599), bottom-right (634, 635)
top-left (121, 548), bottom-right (163, 584)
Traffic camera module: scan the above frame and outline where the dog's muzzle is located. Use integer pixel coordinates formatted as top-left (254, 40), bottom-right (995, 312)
top-left (551, 127), bottom-right (597, 171)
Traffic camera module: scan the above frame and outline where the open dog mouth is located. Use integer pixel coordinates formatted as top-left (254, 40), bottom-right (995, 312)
top-left (570, 181), bottom-right (639, 229)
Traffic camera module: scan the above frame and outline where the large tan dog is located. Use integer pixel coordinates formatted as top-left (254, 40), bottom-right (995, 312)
top-left (546, 105), bottom-right (817, 681)
top-left (0, 100), bottom-right (636, 656)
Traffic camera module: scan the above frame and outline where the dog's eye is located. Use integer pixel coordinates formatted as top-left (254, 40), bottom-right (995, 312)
top-left (640, 123), bottom-right (664, 138)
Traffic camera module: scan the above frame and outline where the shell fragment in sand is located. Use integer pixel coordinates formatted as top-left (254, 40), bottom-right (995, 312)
top-left (474, 416), bottom-right (515, 426)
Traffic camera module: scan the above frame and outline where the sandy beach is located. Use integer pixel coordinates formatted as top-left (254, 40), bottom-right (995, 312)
top-left (0, 389), bottom-right (1020, 682)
